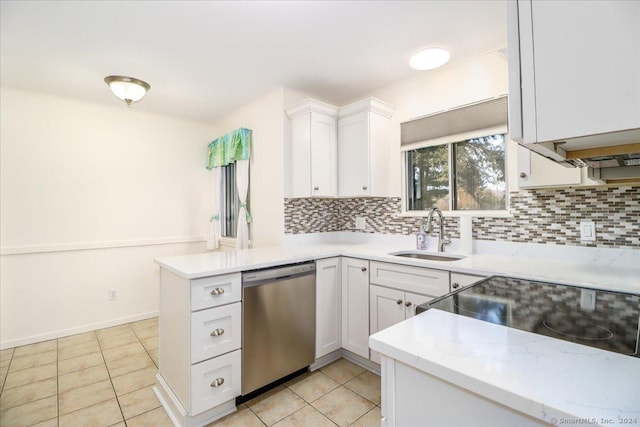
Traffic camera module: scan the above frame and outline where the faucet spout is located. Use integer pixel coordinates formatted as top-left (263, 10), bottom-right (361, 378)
top-left (424, 207), bottom-right (451, 252)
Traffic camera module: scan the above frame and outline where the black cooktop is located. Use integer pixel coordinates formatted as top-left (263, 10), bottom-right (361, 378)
top-left (416, 276), bottom-right (640, 358)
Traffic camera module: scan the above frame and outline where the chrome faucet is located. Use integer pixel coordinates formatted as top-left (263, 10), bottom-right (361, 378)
top-left (424, 207), bottom-right (451, 252)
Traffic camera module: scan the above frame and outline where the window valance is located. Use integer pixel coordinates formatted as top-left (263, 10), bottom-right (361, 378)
top-left (207, 127), bottom-right (252, 169)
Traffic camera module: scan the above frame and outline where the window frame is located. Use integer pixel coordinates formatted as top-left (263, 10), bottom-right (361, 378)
top-left (401, 126), bottom-right (511, 218)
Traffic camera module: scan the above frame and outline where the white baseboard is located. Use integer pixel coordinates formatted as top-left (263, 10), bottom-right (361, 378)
top-left (0, 311), bottom-right (158, 350)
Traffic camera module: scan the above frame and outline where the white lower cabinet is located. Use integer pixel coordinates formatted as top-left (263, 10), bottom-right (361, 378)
top-left (369, 285), bottom-right (433, 364)
top-left (341, 257), bottom-right (370, 359)
top-left (316, 257), bottom-right (342, 359)
top-left (190, 349), bottom-right (241, 415)
top-left (450, 272), bottom-right (486, 290)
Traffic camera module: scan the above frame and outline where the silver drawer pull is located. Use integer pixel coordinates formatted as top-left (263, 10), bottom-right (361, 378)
top-left (210, 378), bottom-right (225, 387)
top-left (210, 288), bottom-right (225, 296)
top-left (210, 328), bottom-right (225, 337)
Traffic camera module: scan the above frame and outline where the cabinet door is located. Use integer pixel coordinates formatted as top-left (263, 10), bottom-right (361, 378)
top-left (310, 112), bottom-right (338, 197)
top-left (517, 0), bottom-right (640, 143)
top-left (403, 292), bottom-right (433, 319)
top-left (338, 111), bottom-right (370, 197)
top-left (315, 257), bottom-right (342, 359)
top-left (290, 114), bottom-right (312, 198)
top-left (341, 257), bottom-right (370, 359)
top-left (450, 273), bottom-right (485, 291)
top-left (517, 145), bottom-right (581, 189)
top-left (369, 285), bottom-right (405, 364)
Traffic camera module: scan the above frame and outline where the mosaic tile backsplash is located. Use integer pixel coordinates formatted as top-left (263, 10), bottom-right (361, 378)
top-left (284, 186), bottom-right (640, 249)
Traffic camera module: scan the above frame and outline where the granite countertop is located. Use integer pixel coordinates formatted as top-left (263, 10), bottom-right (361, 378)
top-left (369, 309), bottom-right (640, 426)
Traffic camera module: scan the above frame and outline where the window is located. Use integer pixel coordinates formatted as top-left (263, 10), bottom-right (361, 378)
top-left (406, 134), bottom-right (506, 212)
top-left (220, 163), bottom-right (249, 238)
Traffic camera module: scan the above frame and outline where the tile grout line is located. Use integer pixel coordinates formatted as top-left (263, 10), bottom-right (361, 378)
top-left (96, 329), bottom-right (127, 425)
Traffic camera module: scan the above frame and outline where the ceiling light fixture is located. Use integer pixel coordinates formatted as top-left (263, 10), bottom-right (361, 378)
top-left (104, 75), bottom-right (151, 106)
top-left (410, 48), bottom-right (451, 71)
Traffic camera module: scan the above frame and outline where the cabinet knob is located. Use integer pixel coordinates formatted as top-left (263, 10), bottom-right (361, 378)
top-left (396, 299), bottom-right (403, 305)
top-left (210, 378), bottom-right (225, 388)
top-left (210, 328), bottom-right (225, 337)
top-left (361, 267), bottom-right (367, 272)
top-left (452, 283), bottom-right (460, 289)
top-left (313, 186), bottom-right (319, 191)
top-left (405, 301), bottom-right (412, 307)
top-left (210, 288), bottom-right (225, 296)
top-left (519, 172), bottom-right (527, 178)
top-left (362, 185), bottom-right (368, 190)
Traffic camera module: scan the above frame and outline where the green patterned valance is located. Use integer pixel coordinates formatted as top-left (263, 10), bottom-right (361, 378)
top-left (207, 127), bottom-right (252, 169)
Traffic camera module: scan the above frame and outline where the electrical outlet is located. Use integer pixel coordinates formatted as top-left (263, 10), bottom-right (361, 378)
top-left (108, 289), bottom-right (117, 301)
top-left (580, 221), bottom-right (596, 242)
top-left (355, 217), bottom-right (366, 230)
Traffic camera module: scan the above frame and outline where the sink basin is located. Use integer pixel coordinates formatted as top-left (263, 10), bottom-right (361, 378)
top-left (388, 250), bottom-right (466, 262)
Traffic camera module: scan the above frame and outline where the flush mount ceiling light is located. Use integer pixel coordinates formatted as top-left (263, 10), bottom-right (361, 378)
top-left (410, 48), bottom-right (451, 71)
top-left (104, 75), bottom-right (151, 106)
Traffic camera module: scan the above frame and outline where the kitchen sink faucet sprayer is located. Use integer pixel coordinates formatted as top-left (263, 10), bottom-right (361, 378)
top-left (425, 207), bottom-right (451, 252)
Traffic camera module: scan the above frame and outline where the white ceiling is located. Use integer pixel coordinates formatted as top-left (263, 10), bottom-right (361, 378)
top-left (0, 1), bottom-right (506, 122)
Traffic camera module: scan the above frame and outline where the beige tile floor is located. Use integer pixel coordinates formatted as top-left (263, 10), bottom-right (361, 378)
top-left (0, 318), bottom-right (381, 427)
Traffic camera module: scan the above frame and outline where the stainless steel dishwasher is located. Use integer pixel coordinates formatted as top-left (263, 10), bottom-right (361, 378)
top-left (241, 262), bottom-right (315, 395)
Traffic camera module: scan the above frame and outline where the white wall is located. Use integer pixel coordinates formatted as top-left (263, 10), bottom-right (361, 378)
top-left (0, 88), bottom-right (215, 348)
top-left (211, 88), bottom-right (307, 248)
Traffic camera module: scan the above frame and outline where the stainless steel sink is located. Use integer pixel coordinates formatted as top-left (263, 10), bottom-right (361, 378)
top-left (388, 250), bottom-right (466, 262)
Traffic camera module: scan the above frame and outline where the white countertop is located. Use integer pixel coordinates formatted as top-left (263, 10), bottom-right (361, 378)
top-left (369, 309), bottom-right (640, 426)
top-left (155, 238), bottom-right (640, 294)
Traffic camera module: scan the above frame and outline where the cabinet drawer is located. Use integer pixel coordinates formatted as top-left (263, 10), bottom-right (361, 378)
top-left (190, 349), bottom-right (241, 415)
top-left (370, 261), bottom-right (449, 297)
top-left (450, 273), bottom-right (485, 290)
top-left (191, 273), bottom-right (241, 311)
top-left (191, 302), bottom-right (241, 364)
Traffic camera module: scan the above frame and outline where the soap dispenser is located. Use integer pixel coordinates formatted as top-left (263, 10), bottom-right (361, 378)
top-left (416, 225), bottom-right (428, 250)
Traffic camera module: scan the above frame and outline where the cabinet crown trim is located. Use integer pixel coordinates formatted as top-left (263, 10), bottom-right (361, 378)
top-left (339, 97), bottom-right (395, 119)
top-left (286, 99), bottom-right (339, 119)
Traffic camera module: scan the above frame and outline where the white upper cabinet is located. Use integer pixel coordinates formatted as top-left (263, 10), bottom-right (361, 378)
top-left (286, 99), bottom-right (338, 198)
top-left (517, 145), bottom-right (581, 189)
top-left (338, 98), bottom-right (395, 197)
top-left (508, 0), bottom-right (640, 155)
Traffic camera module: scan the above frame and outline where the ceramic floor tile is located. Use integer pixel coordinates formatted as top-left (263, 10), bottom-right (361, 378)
top-left (58, 397), bottom-right (123, 427)
top-left (118, 385), bottom-right (161, 420)
top-left (349, 406), bottom-right (381, 427)
top-left (58, 332), bottom-right (97, 349)
top-left (58, 340), bottom-right (101, 361)
top-left (130, 318), bottom-right (158, 331)
top-left (102, 341), bottom-right (146, 365)
top-left (0, 395), bottom-right (58, 426)
top-left (312, 386), bottom-right (374, 427)
top-left (247, 386), bottom-right (306, 426)
top-left (58, 352), bottom-right (104, 375)
top-left (13, 340), bottom-right (57, 358)
top-left (9, 350), bottom-right (57, 372)
top-left (132, 325), bottom-right (158, 340)
top-left (3, 362), bottom-right (57, 390)
top-left (0, 348), bottom-right (15, 363)
top-left (319, 359), bottom-right (366, 384)
top-left (272, 404), bottom-right (336, 427)
top-left (149, 348), bottom-right (159, 367)
top-left (96, 324), bottom-right (134, 339)
top-left (31, 417), bottom-right (59, 427)
top-left (125, 406), bottom-right (174, 427)
top-left (58, 364), bottom-right (110, 393)
top-left (286, 371), bottom-right (340, 403)
top-left (140, 336), bottom-right (158, 351)
top-left (208, 403), bottom-right (265, 427)
top-left (0, 377), bottom-right (57, 410)
top-left (58, 379), bottom-right (116, 415)
top-left (344, 371), bottom-right (381, 405)
top-left (105, 352), bottom-right (154, 378)
top-left (111, 366), bottom-right (157, 396)
top-left (97, 331), bottom-right (139, 350)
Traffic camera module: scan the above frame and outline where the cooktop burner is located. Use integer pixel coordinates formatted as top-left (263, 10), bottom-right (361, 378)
top-left (417, 276), bottom-right (640, 357)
